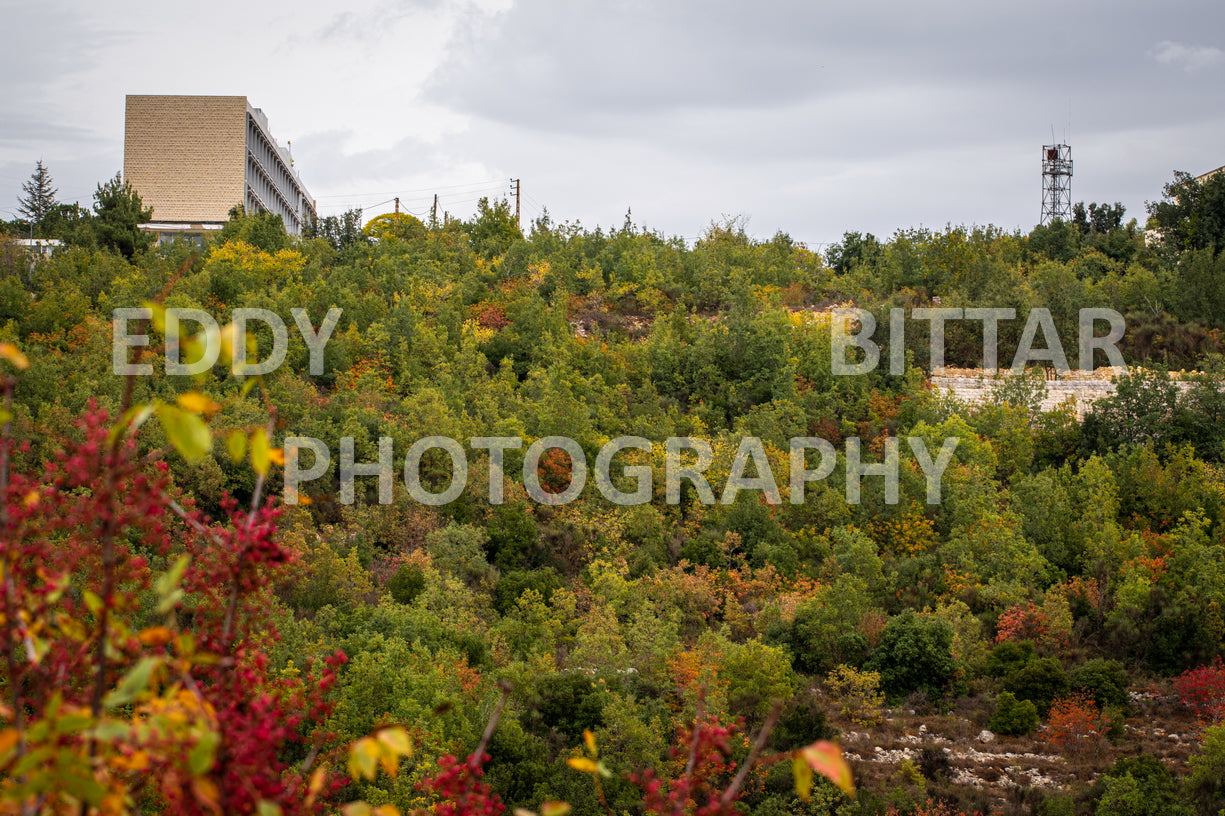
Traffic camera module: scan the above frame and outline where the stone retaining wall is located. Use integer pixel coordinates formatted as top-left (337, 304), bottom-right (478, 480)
top-left (929, 368), bottom-right (1200, 418)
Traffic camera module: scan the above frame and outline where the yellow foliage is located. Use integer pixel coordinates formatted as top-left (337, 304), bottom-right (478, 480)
top-left (463, 318), bottom-right (495, 346)
top-left (205, 241), bottom-right (305, 283)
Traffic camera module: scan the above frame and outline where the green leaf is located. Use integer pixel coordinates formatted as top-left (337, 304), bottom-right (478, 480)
top-left (347, 737), bottom-right (381, 781)
top-left (189, 731), bottom-right (219, 775)
top-left (226, 429), bottom-right (247, 464)
top-left (792, 753), bottom-right (813, 802)
top-left (107, 402), bottom-right (155, 445)
top-left (61, 772), bottom-right (106, 806)
top-left (142, 301), bottom-right (168, 337)
top-left (250, 427), bottom-right (271, 476)
top-left (155, 555), bottom-right (191, 615)
top-left (103, 657), bottom-right (161, 709)
top-left (10, 745), bottom-right (52, 778)
top-left (56, 714), bottom-right (94, 735)
top-left (90, 721), bottom-right (130, 742)
top-left (82, 590), bottom-right (104, 615)
top-left (156, 403), bottom-right (212, 463)
top-left (375, 727), bottom-right (412, 758)
top-left (155, 554), bottom-right (190, 595)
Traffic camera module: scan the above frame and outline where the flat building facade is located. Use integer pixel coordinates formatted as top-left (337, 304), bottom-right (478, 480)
top-left (124, 95), bottom-right (316, 238)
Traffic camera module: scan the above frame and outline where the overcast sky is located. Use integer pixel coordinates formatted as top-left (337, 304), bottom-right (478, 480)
top-left (2, 0), bottom-right (1223, 248)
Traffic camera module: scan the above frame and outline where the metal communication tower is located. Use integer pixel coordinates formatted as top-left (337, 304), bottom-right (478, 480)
top-left (1041, 144), bottom-right (1073, 225)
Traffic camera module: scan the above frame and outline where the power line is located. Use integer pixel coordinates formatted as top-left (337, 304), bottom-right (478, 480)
top-left (314, 186), bottom-right (509, 214)
top-left (318, 191), bottom-right (490, 211)
top-left (313, 178), bottom-right (506, 199)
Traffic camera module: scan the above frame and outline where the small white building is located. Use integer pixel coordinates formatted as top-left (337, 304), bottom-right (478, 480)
top-left (14, 238), bottom-right (63, 259)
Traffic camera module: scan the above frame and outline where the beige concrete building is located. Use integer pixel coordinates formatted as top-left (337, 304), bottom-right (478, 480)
top-left (123, 95), bottom-right (316, 239)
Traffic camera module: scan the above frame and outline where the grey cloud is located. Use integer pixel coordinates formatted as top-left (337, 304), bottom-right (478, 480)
top-left (0, 118), bottom-right (97, 148)
top-left (426, 0), bottom-right (1224, 132)
top-left (0, 1), bottom-right (125, 98)
top-left (1150, 41), bottom-right (1225, 73)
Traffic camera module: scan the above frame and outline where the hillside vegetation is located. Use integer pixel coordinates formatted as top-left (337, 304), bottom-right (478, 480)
top-left (2, 171), bottom-right (1225, 816)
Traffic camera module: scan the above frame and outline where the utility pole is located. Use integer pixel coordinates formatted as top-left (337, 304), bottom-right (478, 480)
top-left (394, 197), bottom-right (400, 215)
top-left (510, 178), bottom-right (521, 230)
top-left (432, 194), bottom-right (438, 226)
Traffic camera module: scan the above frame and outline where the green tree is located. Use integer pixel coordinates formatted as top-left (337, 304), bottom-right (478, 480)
top-left (386, 564), bottom-right (427, 605)
top-left (1094, 755), bottom-right (1192, 816)
top-left (1146, 170), bottom-right (1225, 256)
top-left (866, 610), bottom-right (956, 701)
top-left (217, 204), bottom-right (293, 252)
top-left (1186, 724), bottom-right (1225, 815)
top-left (464, 197), bottom-right (522, 259)
top-left (90, 173), bottom-right (153, 258)
top-left (1169, 248), bottom-right (1225, 329)
top-left (1072, 201), bottom-right (1126, 235)
top-left (986, 640), bottom-right (1036, 678)
top-left (16, 160), bottom-right (59, 238)
top-left (304, 207), bottom-right (366, 252)
top-left (425, 522), bottom-right (497, 587)
top-left (1070, 659), bottom-right (1129, 709)
top-left (988, 691), bottom-right (1039, 736)
top-left (1082, 371), bottom-right (1180, 452)
top-left (1004, 657), bottom-right (1069, 716)
top-left (825, 230), bottom-right (882, 275)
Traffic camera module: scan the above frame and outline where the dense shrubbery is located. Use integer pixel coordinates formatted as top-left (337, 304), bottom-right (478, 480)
top-left (2, 170), bottom-right (1225, 813)
top-left (988, 692), bottom-right (1040, 736)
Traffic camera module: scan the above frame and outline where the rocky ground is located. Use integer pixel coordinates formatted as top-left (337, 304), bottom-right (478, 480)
top-left (822, 687), bottom-right (1203, 812)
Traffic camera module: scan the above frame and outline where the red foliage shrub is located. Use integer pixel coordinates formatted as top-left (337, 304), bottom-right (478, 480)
top-left (629, 718), bottom-right (741, 816)
top-left (474, 303), bottom-right (510, 331)
top-left (419, 752), bottom-right (505, 816)
top-left (0, 404), bottom-right (347, 814)
top-left (995, 601), bottom-right (1053, 646)
top-left (1174, 657), bottom-right (1225, 723)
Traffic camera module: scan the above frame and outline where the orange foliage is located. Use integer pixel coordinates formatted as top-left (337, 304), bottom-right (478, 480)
top-left (1124, 554), bottom-right (1168, 581)
top-left (336, 357), bottom-right (395, 393)
top-left (1045, 693), bottom-right (1107, 756)
top-left (1059, 576), bottom-right (1108, 616)
top-left (535, 447), bottom-right (575, 494)
top-left (666, 649), bottom-right (728, 710)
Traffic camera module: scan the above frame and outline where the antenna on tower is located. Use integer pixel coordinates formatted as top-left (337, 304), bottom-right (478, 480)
top-left (1041, 142), bottom-right (1073, 225)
